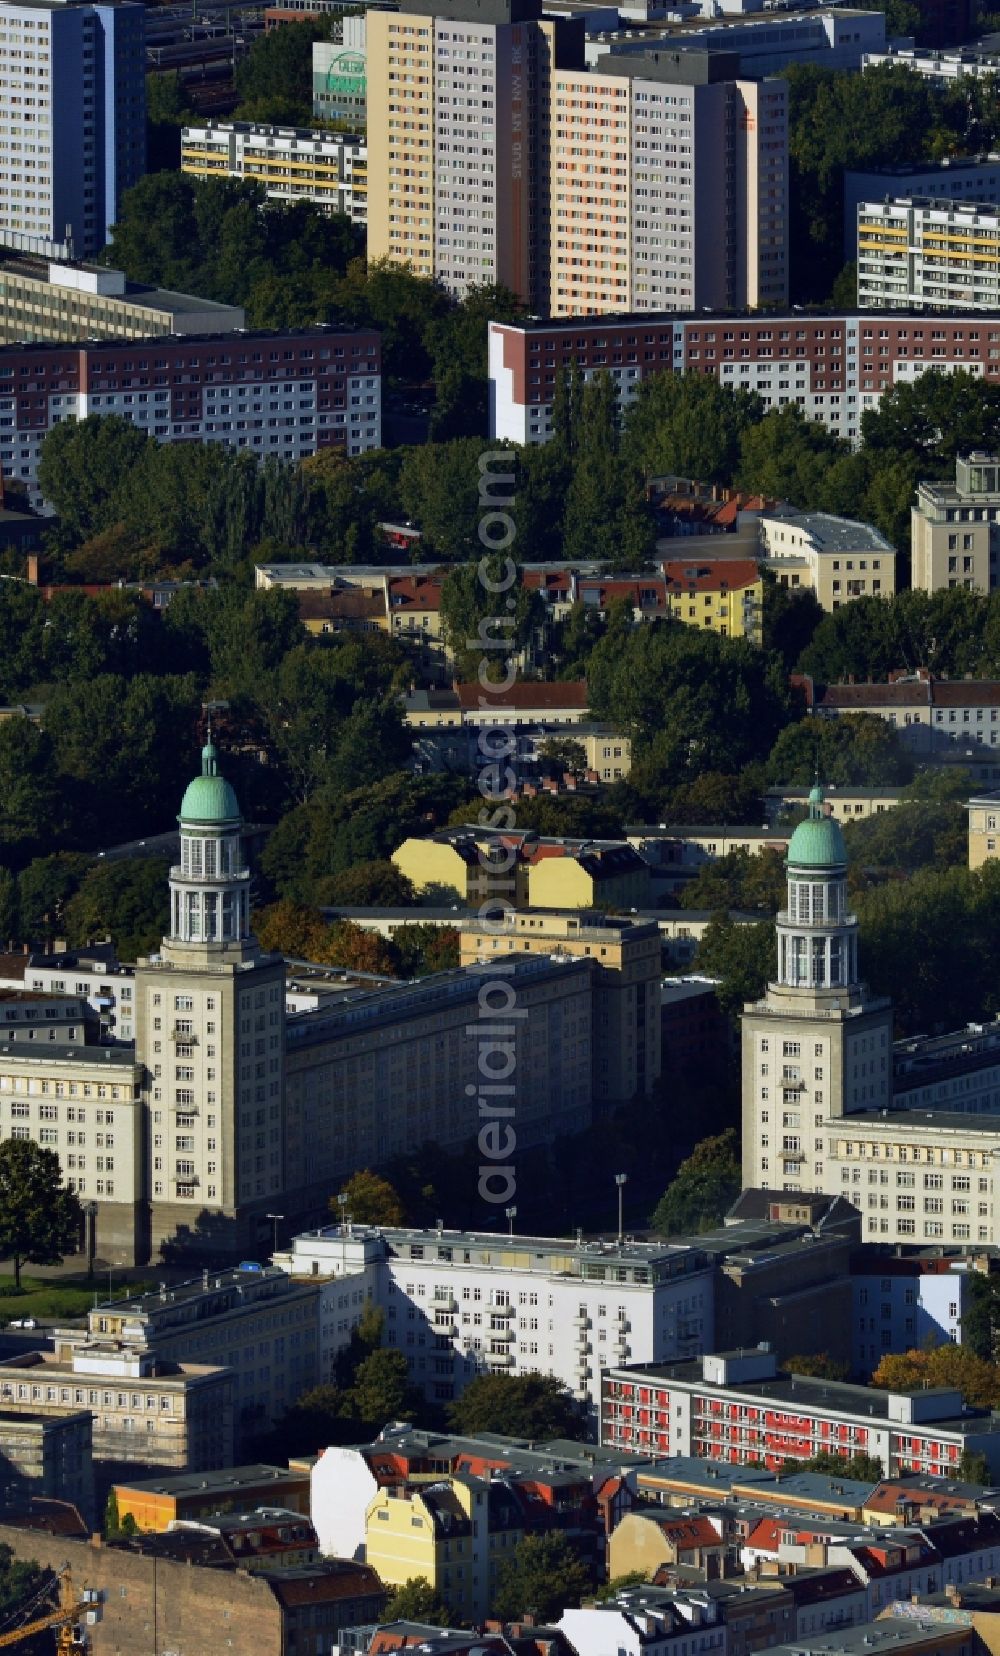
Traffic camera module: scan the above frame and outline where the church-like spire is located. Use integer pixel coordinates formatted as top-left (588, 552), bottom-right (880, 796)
top-left (775, 782), bottom-right (858, 993)
top-left (168, 739), bottom-right (251, 949)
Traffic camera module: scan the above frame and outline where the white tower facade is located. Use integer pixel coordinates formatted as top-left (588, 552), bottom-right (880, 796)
top-left (136, 738), bottom-right (286, 1260)
top-left (741, 785), bottom-right (894, 1196)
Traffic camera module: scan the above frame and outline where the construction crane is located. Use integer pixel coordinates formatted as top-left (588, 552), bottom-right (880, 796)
top-left (0, 1566), bottom-right (90, 1652)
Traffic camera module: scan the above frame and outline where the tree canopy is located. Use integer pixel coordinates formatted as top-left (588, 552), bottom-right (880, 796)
top-left (649, 1131), bottom-right (742, 1236)
top-left (446, 1373), bottom-right (581, 1440)
top-left (491, 1534), bottom-right (593, 1623)
top-left (0, 1141), bottom-right (83, 1289)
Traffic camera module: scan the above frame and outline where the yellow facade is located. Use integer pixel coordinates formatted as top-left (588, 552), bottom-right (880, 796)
top-left (608, 1512), bottom-right (677, 1581)
top-left (968, 795), bottom-right (1000, 870)
top-left (366, 10), bottom-right (435, 278)
top-left (663, 576), bottom-right (764, 644)
top-left (391, 838), bottom-right (476, 902)
top-left (526, 854), bottom-right (650, 911)
top-left (365, 1478), bottom-right (522, 1623)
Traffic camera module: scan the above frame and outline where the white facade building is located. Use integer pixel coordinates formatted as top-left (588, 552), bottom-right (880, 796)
top-left (181, 121), bottom-right (368, 226)
top-left (862, 44), bottom-right (1000, 81)
top-left (275, 1223), bottom-right (714, 1420)
top-left (858, 197), bottom-right (1000, 312)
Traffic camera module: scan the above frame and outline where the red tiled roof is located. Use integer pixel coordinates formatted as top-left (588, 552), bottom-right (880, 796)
top-left (454, 681), bottom-right (589, 711)
top-left (663, 559), bottom-right (761, 595)
top-left (389, 576), bottom-right (444, 612)
top-left (268, 1563), bottom-right (384, 1609)
top-left (298, 591), bottom-right (385, 621)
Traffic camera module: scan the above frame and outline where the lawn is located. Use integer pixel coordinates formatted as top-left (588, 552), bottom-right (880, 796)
top-left (0, 1275), bottom-right (151, 1322)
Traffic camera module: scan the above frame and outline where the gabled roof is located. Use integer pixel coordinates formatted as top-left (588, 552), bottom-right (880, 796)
top-left (454, 681), bottom-right (589, 711)
top-left (663, 559), bottom-right (761, 594)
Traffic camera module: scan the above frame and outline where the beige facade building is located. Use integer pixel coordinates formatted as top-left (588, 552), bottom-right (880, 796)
top-left (366, 0), bottom-right (580, 304)
top-left (911, 453), bottom-right (1000, 594)
top-left (0, 1408), bottom-right (93, 1524)
top-left (459, 910), bottom-right (661, 1105)
top-left (968, 791), bottom-right (1000, 868)
top-left (759, 511), bottom-right (896, 610)
top-left (0, 254), bottom-right (245, 344)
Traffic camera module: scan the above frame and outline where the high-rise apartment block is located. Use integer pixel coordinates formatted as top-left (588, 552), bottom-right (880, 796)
top-left (0, 0), bottom-right (146, 260)
top-left (550, 53), bottom-right (787, 316)
top-left (365, 0), bottom-right (787, 312)
top-left (858, 196), bottom-right (1000, 311)
top-left (181, 122), bottom-right (368, 227)
top-left (911, 453), bottom-right (1000, 594)
top-left (366, 0), bottom-right (582, 305)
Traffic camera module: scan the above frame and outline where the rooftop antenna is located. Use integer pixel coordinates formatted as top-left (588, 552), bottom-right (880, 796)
top-left (201, 698), bottom-right (230, 746)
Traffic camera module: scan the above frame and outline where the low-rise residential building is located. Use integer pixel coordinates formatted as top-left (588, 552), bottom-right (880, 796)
top-left (861, 44), bottom-right (1000, 81)
top-left (764, 786), bottom-right (906, 827)
top-left (912, 454), bottom-right (1000, 595)
top-left (0, 255), bottom-right (245, 343)
top-left (365, 1475), bottom-right (527, 1623)
top-left (601, 1347), bottom-right (1000, 1478)
top-left (750, 1620), bottom-right (975, 1656)
top-left (858, 197), bottom-right (1000, 312)
top-left (557, 1588), bottom-right (731, 1656)
top-left (111, 1463), bottom-right (312, 1532)
top-left (391, 827), bottom-right (651, 911)
top-left (969, 791), bottom-right (1000, 868)
top-left (608, 1509), bottom-right (727, 1579)
top-left (0, 1521), bottom-right (385, 1655)
top-left (181, 120), bottom-right (368, 223)
top-left (662, 559), bottom-right (764, 644)
top-left (278, 1226), bottom-right (714, 1421)
top-left (15, 944), bottom-right (136, 1041)
top-left (759, 511), bottom-right (896, 610)
top-left (808, 675), bottom-right (1000, 760)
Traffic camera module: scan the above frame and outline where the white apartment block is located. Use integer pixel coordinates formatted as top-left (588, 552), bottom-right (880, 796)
top-left (844, 156), bottom-right (1000, 259)
top-left (591, 7), bottom-right (886, 77)
top-left (0, 0), bottom-right (145, 259)
top-left (862, 44), bottom-right (1000, 82)
top-left (275, 1223), bottom-right (714, 1419)
top-left (180, 122), bottom-right (368, 226)
top-left (489, 312), bottom-right (1000, 452)
top-left (859, 197), bottom-right (1000, 312)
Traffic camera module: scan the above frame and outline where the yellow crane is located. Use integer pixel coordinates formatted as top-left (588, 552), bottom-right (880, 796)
top-left (0, 1567), bottom-right (89, 1652)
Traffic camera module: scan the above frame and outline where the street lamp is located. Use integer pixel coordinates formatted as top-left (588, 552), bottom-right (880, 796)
top-left (505, 1205), bottom-right (517, 1237)
top-left (615, 1173), bottom-right (628, 1245)
top-left (83, 1202), bottom-right (98, 1281)
top-left (265, 1213), bottom-right (284, 1259)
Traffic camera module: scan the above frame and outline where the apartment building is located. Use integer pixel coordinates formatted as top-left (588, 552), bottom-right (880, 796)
top-left (662, 558), bottom-right (763, 642)
top-left (391, 826), bottom-right (651, 909)
top-left (911, 454), bottom-right (1000, 594)
top-left (489, 312), bottom-right (1000, 450)
top-left (593, 6), bottom-right (886, 78)
top-left (459, 910), bottom-right (661, 1107)
top-left (53, 1269), bottom-right (321, 1445)
top-left (858, 197), bottom-right (1000, 312)
top-left (810, 678), bottom-right (1000, 761)
top-left (277, 1224), bottom-right (714, 1418)
top-left (550, 53), bottom-right (787, 316)
top-left (0, 329), bottom-right (381, 511)
top-left (851, 1251), bottom-right (978, 1378)
top-left (600, 1347), bottom-right (1000, 1477)
top-left (0, 256), bottom-right (245, 345)
top-left (0, 1347), bottom-right (233, 1481)
top-left (0, 0), bottom-right (145, 259)
top-left (366, 0), bottom-right (584, 305)
top-left (181, 121), bottom-right (368, 225)
top-left (112, 1462), bottom-right (312, 1531)
top-left (861, 44), bottom-right (1000, 82)
top-left (844, 156), bottom-right (1000, 258)
top-left (366, 1475), bottom-right (529, 1622)
top-left (0, 1409), bottom-right (93, 1526)
top-left (759, 511), bottom-right (896, 610)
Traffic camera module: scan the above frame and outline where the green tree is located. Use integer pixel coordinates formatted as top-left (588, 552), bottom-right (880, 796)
top-left (104, 1489), bottom-right (123, 1539)
top-left (0, 584), bottom-right (46, 698)
top-left (334, 1170), bottom-right (406, 1226)
top-left (594, 1573), bottom-right (651, 1602)
top-left (392, 924), bottom-right (460, 978)
top-left (36, 416), bottom-right (151, 541)
top-left (350, 1348), bottom-right (424, 1427)
top-left (766, 714), bottom-right (913, 787)
top-left (439, 556), bottom-right (543, 681)
top-left (961, 1272), bottom-right (1000, 1361)
top-left (64, 858), bottom-right (171, 960)
top-left (17, 853), bottom-right (91, 941)
top-left (322, 861), bottom-right (415, 907)
top-left (844, 802), bottom-right (966, 879)
top-left (680, 849), bottom-right (786, 917)
top-left (783, 1354), bottom-right (850, 1380)
top-left (649, 1130), bottom-right (742, 1236)
top-left (958, 1448), bottom-right (991, 1486)
top-left (398, 439), bottom-right (498, 561)
top-left (491, 1534), bottom-right (592, 1623)
top-left (380, 1577), bottom-right (455, 1628)
top-left (235, 15), bottom-right (335, 124)
top-left (446, 1373), bottom-right (581, 1440)
top-left (625, 374), bottom-right (763, 484)
top-left (871, 1343), bottom-right (1000, 1408)
top-left (537, 736), bottom-right (588, 777)
top-left (665, 771), bottom-right (766, 828)
top-left (693, 916), bottom-right (776, 1018)
top-left (0, 1544), bottom-right (56, 1653)
top-left (0, 721), bottom-right (64, 867)
top-left (0, 1140), bottom-right (83, 1289)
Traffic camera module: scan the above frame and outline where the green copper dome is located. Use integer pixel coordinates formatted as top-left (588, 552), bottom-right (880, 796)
top-left (786, 783), bottom-right (846, 869)
top-left (178, 740), bottom-right (241, 825)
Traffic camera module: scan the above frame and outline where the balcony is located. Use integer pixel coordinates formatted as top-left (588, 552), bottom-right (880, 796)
top-left (433, 1321), bottom-right (458, 1338)
top-left (574, 1313), bottom-right (591, 1327)
top-left (169, 1027), bottom-right (198, 1044)
top-left (488, 1326), bottom-right (514, 1343)
top-left (490, 1303), bottom-right (515, 1319)
top-left (432, 1295), bottom-right (457, 1312)
top-left (487, 1351), bottom-right (515, 1368)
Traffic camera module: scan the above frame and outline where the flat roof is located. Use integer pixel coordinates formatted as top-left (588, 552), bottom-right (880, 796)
top-left (0, 1041), bottom-right (138, 1067)
top-left (114, 1463), bottom-right (306, 1497)
top-left (766, 511), bottom-right (894, 553)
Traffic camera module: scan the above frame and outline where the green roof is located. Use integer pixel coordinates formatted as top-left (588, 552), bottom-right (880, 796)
top-left (786, 784), bottom-right (847, 869)
top-left (179, 741), bottom-right (240, 826)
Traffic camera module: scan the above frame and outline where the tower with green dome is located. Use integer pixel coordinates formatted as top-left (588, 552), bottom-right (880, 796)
top-left (135, 733), bottom-right (287, 1260)
top-left (741, 782), bottom-right (893, 1198)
